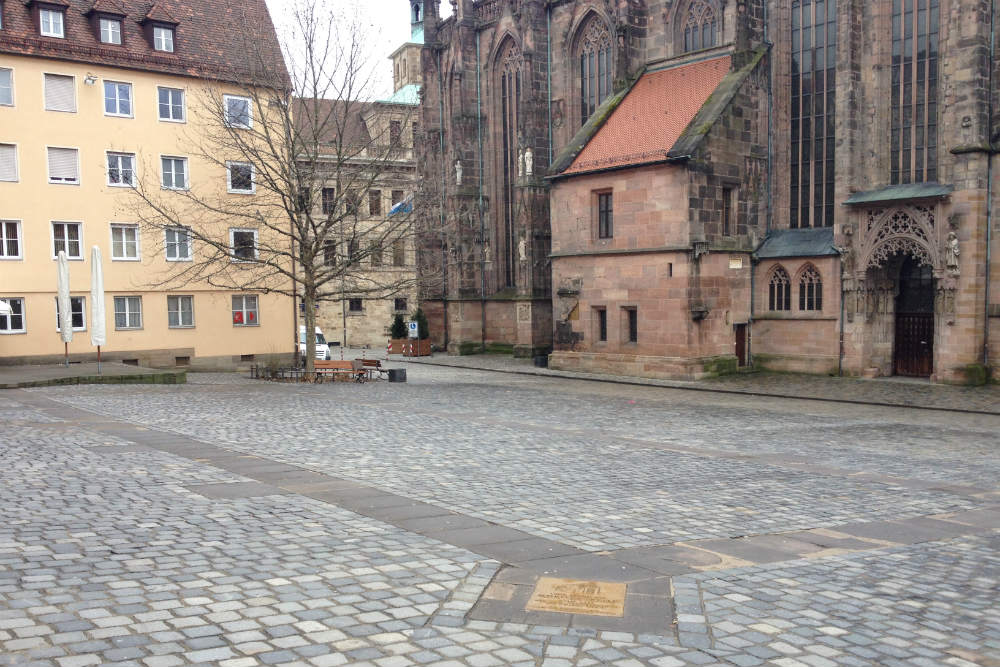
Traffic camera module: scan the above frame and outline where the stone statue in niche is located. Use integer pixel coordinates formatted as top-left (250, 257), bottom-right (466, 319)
top-left (524, 147), bottom-right (533, 177)
top-left (454, 159), bottom-right (463, 186)
top-left (517, 149), bottom-right (524, 179)
top-left (551, 99), bottom-right (565, 128)
top-left (946, 232), bottom-right (960, 276)
top-left (518, 235), bottom-right (527, 262)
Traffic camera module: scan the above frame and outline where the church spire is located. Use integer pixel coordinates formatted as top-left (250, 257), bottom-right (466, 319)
top-left (410, 1), bottom-right (425, 43)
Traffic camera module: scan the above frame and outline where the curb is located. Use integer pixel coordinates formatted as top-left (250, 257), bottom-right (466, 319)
top-left (2, 371), bottom-right (187, 389)
top-left (398, 357), bottom-right (1000, 416)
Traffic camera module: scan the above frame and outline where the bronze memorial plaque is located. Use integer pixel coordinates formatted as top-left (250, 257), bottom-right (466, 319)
top-left (525, 577), bottom-right (627, 617)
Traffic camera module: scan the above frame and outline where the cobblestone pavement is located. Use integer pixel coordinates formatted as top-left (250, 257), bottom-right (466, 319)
top-left (2, 365), bottom-right (998, 666)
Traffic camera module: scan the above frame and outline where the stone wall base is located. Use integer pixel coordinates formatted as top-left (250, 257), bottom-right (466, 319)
top-left (549, 351), bottom-right (738, 381)
top-left (0, 348), bottom-right (294, 372)
top-left (752, 353), bottom-right (840, 375)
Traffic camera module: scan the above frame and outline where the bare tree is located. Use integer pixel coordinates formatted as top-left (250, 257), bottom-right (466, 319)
top-left (124, 0), bottom-right (418, 377)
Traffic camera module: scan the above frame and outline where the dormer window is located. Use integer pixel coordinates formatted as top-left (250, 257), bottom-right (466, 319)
top-left (99, 17), bottom-right (121, 44)
top-left (153, 25), bottom-right (174, 52)
top-left (40, 8), bottom-right (65, 37)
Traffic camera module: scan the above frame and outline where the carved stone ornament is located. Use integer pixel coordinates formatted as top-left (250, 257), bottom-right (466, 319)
top-left (847, 204), bottom-right (959, 325)
top-left (856, 206), bottom-right (938, 274)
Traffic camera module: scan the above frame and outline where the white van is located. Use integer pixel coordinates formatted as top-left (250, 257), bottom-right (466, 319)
top-left (299, 325), bottom-right (331, 361)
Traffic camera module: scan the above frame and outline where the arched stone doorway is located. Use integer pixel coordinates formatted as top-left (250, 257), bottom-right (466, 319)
top-left (843, 205), bottom-right (957, 378)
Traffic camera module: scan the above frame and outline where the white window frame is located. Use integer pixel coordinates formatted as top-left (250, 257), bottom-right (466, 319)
top-left (0, 297), bottom-right (26, 334)
top-left (226, 161), bottom-right (255, 194)
top-left (0, 220), bottom-right (23, 260)
top-left (113, 295), bottom-right (142, 330)
top-left (110, 223), bottom-right (140, 261)
top-left (99, 18), bottom-right (122, 44)
top-left (39, 8), bottom-right (65, 38)
top-left (165, 227), bottom-right (192, 261)
top-left (106, 151), bottom-right (136, 187)
top-left (223, 94), bottom-right (253, 129)
top-left (0, 143), bottom-right (18, 182)
top-left (152, 26), bottom-right (174, 52)
top-left (232, 294), bottom-right (259, 327)
top-left (229, 227), bottom-right (258, 262)
top-left (51, 221), bottom-right (83, 260)
top-left (157, 86), bottom-right (185, 122)
top-left (43, 72), bottom-right (76, 112)
top-left (46, 146), bottom-right (80, 185)
top-left (55, 295), bottom-right (86, 332)
top-left (160, 155), bottom-right (188, 190)
top-left (0, 68), bottom-right (13, 107)
top-left (167, 295), bottom-right (194, 328)
top-left (103, 80), bottom-right (133, 117)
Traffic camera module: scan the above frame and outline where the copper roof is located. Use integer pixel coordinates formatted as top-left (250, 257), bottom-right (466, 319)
top-left (0, 0), bottom-right (287, 86)
top-left (564, 55), bottom-right (731, 176)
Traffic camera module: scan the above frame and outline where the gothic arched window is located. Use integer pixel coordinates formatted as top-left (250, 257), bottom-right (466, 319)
top-left (577, 15), bottom-right (613, 125)
top-left (769, 266), bottom-right (791, 311)
top-left (798, 265), bottom-right (823, 311)
top-left (497, 39), bottom-right (522, 288)
top-left (683, 0), bottom-right (719, 53)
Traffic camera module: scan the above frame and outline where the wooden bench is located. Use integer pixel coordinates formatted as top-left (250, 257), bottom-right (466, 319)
top-left (357, 359), bottom-right (387, 380)
top-left (314, 360), bottom-right (366, 383)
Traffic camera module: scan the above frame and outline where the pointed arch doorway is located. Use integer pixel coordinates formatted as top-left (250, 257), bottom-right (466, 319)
top-left (892, 256), bottom-right (934, 377)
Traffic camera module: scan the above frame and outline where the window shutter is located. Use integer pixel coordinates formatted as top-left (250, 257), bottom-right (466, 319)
top-left (48, 147), bottom-right (78, 182)
top-left (44, 74), bottom-right (76, 112)
top-left (0, 144), bottom-right (16, 181)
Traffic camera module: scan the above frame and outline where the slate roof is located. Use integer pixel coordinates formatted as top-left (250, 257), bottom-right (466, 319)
top-left (754, 227), bottom-right (839, 259)
top-left (559, 55), bottom-right (731, 176)
top-left (293, 98), bottom-right (374, 149)
top-left (844, 182), bottom-right (954, 205)
top-left (0, 0), bottom-right (287, 86)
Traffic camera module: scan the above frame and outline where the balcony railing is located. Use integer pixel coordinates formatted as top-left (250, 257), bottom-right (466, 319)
top-left (473, 0), bottom-right (519, 23)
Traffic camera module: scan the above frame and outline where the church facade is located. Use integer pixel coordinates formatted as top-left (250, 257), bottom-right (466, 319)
top-left (415, 0), bottom-right (999, 383)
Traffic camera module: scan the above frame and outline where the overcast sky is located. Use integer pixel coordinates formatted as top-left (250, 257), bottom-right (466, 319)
top-left (264, 0), bottom-right (452, 98)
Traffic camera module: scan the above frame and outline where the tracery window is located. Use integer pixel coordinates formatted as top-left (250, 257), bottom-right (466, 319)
top-left (683, 0), bottom-right (719, 52)
top-left (769, 267), bottom-right (791, 311)
top-left (497, 39), bottom-right (521, 288)
top-left (891, 0), bottom-right (939, 184)
top-left (578, 15), bottom-right (613, 125)
top-left (798, 265), bottom-right (823, 311)
top-left (790, 0), bottom-right (837, 228)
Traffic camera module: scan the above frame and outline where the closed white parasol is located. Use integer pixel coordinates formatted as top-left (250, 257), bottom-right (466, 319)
top-left (90, 246), bottom-right (107, 373)
top-left (56, 250), bottom-right (72, 365)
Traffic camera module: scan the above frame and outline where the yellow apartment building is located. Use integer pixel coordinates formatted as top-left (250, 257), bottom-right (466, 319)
top-left (0, 0), bottom-right (293, 369)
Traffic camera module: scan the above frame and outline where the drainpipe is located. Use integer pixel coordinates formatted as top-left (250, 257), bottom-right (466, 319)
top-left (290, 223), bottom-right (298, 366)
top-left (984, 0), bottom-right (996, 368)
top-left (477, 30), bottom-right (487, 351)
top-left (547, 3), bottom-right (553, 165)
top-left (749, 256), bottom-right (755, 367)
top-left (838, 262), bottom-right (845, 376)
top-left (438, 48), bottom-right (450, 350)
top-left (764, 0), bottom-right (773, 232)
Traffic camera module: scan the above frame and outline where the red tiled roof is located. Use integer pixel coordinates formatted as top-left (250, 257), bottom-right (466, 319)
top-left (564, 55), bottom-right (731, 175)
top-left (142, 2), bottom-right (178, 24)
top-left (87, 0), bottom-right (128, 16)
top-left (0, 0), bottom-right (287, 86)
